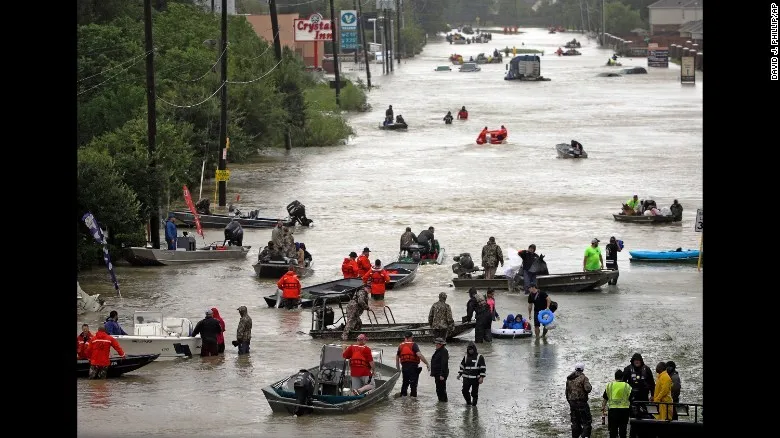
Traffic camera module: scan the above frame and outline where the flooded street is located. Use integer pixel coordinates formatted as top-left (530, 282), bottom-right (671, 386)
top-left (78, 28), bottom-right (702, 437)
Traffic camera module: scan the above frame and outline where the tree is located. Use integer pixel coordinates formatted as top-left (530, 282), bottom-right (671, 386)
top-left (605, 1), bottom-right (643, 35)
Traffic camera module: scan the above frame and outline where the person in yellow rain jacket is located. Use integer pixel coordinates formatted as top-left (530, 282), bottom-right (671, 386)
top-left (653, 362), bottom-right (674, 420)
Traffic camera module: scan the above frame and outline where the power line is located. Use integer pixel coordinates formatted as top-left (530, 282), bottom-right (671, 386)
top-left (238, 31), bottom-right (279, 61)
top-left (177, 46), bottom-right (228, 82)
top-left (77, 50), bottom-right (153, 83)
top-left (157, 82), bottom-right (226, 108)
top-left (77, 54), bottom-right (149, 96)
top-left (228, 59), bottom-right (283, 84)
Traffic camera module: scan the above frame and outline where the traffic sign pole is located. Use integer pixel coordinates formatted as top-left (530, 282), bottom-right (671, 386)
top-left (697, 232), bottom-right (703, 272)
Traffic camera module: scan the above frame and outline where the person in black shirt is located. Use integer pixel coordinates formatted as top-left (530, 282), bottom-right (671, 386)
top-left (191, 309), bottom-right (224, 357)
top-left (429, 337), bottom-right (450, 402)
top-left (527, 284), bottom-right (551, 338)
top-left (605, 236), bottom-right (622, 285)
top-left (518, 244), bottom-right (539, 294)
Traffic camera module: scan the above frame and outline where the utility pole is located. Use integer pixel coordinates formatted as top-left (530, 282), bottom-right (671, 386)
top-left (329, 0), bottom-right (341, 106)
top-left (143, 0), bottom-right (160, 249)
top-left (388, 12), bottom-right (393, 72)
top-left (357, 0), bottom-right (371, 89)
top-left (396, 0), bottom-right (401, 64)
top-left (268, 0), bottom-right (291, 149)
top-left (380, 17), bottom-right (385, 74)
top-left (211, 0), bottom-right (214, 13)
top-left (384, 10), bottom-right (391, 73)
top-left (353, 0), bottom-right (358, 64)
top-left (601, 0), bottom-right (606, 46)
top-left (218, 0), bottom-right (228, 206)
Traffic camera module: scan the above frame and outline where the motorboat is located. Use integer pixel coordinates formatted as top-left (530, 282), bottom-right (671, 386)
top-left (383, 261), bottom-right (419, 290)
top-left (113, 311), bottom-right (202, 360)
top-left (77, 354), bottom-right (160, 378)
top-left (77, 282), bottom-right (105, 314)
top-left (309, 298), bottom-right (476, 342)
top-left (564, 40), bottom-right (582, 48)
top-left (398, 241), bottom-right (446, 265)
top-left (253, 258), bottom-right (314, 279)
top-left (630, 249), bottom-right (701, 264)
top-left (556, 143), bottom-right (588, 158)
top-left (262, 344), bottom-right (400, 415)
top-left (613, 213), bottom-right (678, 223)
top-left (451, 270), bottom-right (619, 292)
top-left (170, 200), bottom-right (313, 229)
top-left (263, 278), bottom-right (364, 309)
top-left (124, 241), bottom-right (251, 266)
top-left (379, 122), bottom-right (408, 130)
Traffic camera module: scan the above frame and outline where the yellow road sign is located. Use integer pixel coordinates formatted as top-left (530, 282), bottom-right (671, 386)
top-left (215, 169), bottom-right (230, 182)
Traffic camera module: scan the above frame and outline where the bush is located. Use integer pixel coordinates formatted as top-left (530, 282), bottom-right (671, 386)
top-left (303, 111), bottom-right (354, 147)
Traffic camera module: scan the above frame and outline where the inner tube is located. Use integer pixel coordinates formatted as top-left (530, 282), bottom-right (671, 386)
top-left (537, 309), bottom-right (554, 325)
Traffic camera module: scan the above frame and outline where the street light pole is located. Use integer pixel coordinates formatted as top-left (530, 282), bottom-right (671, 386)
top-left (217, 0), bottom-right (228, 206)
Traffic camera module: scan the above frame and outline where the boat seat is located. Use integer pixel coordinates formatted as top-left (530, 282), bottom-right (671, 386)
top-left (317, 359), bottom-right (346, 396)
top-left (134, 323), bottom-right (163, 336)
top-left (163, 317), bottom-right (193, 337)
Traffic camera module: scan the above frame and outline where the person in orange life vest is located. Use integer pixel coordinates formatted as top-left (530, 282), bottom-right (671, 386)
top-left (476, 127), bottom-right (489, 144)
top-left (342, 251), bottom-right (360, 278)
top-left (343, 333), bottom-right (376, 395)
top-left (496, 125), bottom-right (508, 140)
top-left (88, 326), bottom-right (125, 379)
top-left (363, 259), bottom-right (392, 300)
top-left (457, 106), bottom-right (468, 120)
top-left (277, 265), bottom-right (302, 310)
top-left (356, 247), bottom-right (373, 277)
top-left (396, 331), bottom-right (430, 397)
top-left (77, 323), bottom-right (93, 360)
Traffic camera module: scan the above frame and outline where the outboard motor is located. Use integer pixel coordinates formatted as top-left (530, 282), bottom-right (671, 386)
top-left (195, 198), bottom-right (211, 215)
top-left (224, 220), bottom-right (244, 246)
top-left (287, 200), bottom-right (313, 227)
top-left (451, 253), bottom-right (476, 278)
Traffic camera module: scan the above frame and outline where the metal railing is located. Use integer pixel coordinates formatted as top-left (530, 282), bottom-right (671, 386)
top-left (632, 400), bottom-right (703, 423)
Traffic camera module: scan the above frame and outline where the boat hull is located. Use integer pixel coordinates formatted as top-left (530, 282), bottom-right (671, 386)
top-left (263, 278), bottom-right (365, 309)
top-left (253, 261), bottom-right (314, 279)
top-left (113, 336), bottom-right (202, 360)
top-left (124, 246), bottom-right (250, 266)
top-left (384, 261), bottom-right (419, 290)
top-left (77, 354), bottom-right (160, 378)
top-left (556, 143), bottom-right (588, 158)
top-left (170, 211), bottom-right (292, 229)
top-left (378, 123), bottom-right (408, 130)
top-left (613, 214), bottom-right (679, 223)
top-left (491, 328), bottom-right (533, 339)
top-left (310, 321), bottom-right (476, 342)
top-left (451, 270), bottom-right (618, 292)
top-left (262, 362), bottom-right (400, 415)
top-left (629, 249), bottom-right (701, 264)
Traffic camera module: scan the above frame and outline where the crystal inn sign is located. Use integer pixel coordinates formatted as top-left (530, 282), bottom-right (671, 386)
top-left (294, 13), bottom-right (333, 41)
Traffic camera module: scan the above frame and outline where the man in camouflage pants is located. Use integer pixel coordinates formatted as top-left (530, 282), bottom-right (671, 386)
top-left (481, 236), bottom-right (504, 279)
top-left (428, 292), bottom-right (455, 340)
top-left (565, 362), bottom-right (593, 438)
top-left (341, 288), bottom-right (369, 341)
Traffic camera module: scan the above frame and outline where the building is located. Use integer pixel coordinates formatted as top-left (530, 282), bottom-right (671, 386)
top-left (678, 19), bottom-right (703, 41)
top-left (244, 14), bottom-right (325, 68)
top-left (194, 0), bottom-right (236, 15)
top-left (648, 0), bottom-right (703, 35)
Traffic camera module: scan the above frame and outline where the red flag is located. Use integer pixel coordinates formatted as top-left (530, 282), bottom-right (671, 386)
top-left (182, 185), bottom-right (204, 239)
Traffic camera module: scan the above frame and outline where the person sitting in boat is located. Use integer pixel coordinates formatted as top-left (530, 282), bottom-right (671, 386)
top-left (469, 56), bottom-right (474, 62)
top-left (571, 140), bottom-right (584, 156)
top-left (495, 125), bottom-right (508, 141)
top-left (457, 106), bottom-right (468, 120)
top-left (493, 48), bottom-right (500, 58)
top-left (514, 314), bottom-right (531, 330)
top-left (258, 241), bottom-right (277, 262)
top-left (444, 111), bottom-right (454, 124)
top-left (195, 198), bottom-right (211, 215)
top-left (670, 200), bottom-right (683, 220)
top-left (400, 227), bottom-right (418, 251)
top-left (556, 47), bottom-right (564, 56)
top-left (622, 194), bottom-right (640, 215)
top-left (395, 114), bottom-right (406, 125)
top-left (452, 253), bottom-right (476, 278)
top-left (477, 127), bottom-right (489, 144)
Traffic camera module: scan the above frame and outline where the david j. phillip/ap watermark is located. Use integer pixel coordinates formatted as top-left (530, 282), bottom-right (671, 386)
top-left (772, 3), bottom-right (779, 80)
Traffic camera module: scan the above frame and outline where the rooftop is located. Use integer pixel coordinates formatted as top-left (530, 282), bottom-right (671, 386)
top-left (678, 20), bottom-right (703, 33)
top-left (648, 0), bottom-right (703, 8)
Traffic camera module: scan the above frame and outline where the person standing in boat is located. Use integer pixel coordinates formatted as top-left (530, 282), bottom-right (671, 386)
top-left (277, 265), bottom-right (302, 309)
top-left (481, 236), bottom-right (504, 279)
top-left (356, 247), bottom-right (373, 277)
top-left (210, 307), bottom-right (226, 354)
top-left (165, 214), bottom-right (177, 250)
top-left (342, 251), bottom-right (360, 278)
top-left (430, 337), bottom-right (450, 403)
top-left (400, 227), bottom-right (417, 252)
top-left (363, 259), bottom-right (392, 300)
top-left (527, 284), bottom-right (551, 338)
top-left (191, 309), bottom-right (223, 357)
top-left (416, 226), bottom-right (436, 255)
top-left (282, 227), bottom-right (296, 258)
top-left (104, 310), bottom-right (127, 336)
top-left (396, 331), bottom-right (430, 398)
top-left (518, 244), bottom-right (540, 294)
top-left (385, 105), bottom-right (394, 125)
top-left (342, 334), bottom-right (376, 395)
top-left (429, 292), bottom-right (455, 341)
top-left (457, 106), bottom-right (469, 119)
top-left (291, 369), bottom-right (316, 417)
top-left (77, 324), bottom-right (93, 360)
top-left (341, 288), bottom-right (369, 341)
top-left (271, 220), bottom-right (285, 250)
top-left (670, 200), bottom-right (683, 221)
top-left (605, 237), bottom-right (622, 285)
top-left (235, 306), bottom-right (252, 355)
top-left (457, 342), bottom-right (486, 406)
top-left (87, 326), bottom-right (126, 379)
top-left (584, 238), bottom-right (604, 272)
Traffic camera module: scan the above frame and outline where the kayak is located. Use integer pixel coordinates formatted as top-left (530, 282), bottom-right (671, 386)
top-left (629, 249), bottom-right (700, 260)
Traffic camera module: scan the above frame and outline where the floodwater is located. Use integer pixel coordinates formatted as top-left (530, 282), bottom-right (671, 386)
top-left (77, 28), bottom-right (702, 437)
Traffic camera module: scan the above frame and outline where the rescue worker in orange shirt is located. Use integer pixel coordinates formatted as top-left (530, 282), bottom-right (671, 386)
top-left (77, 323), bottom-right (93, 360)
top-left (363, 259), bottom-right (392, 300)
top-left (88, 326), bottom-right (126, 379)
top-left (277, 265), bottom-right (302, 310)
top-left (396, 331), bottom-right (430, 397)
top-left (496, 125), bottom-right (508, 141)
top-left (356, 247), bottom-right (373, 277)
top-left (476, 126), bottom-right (489, 145)
top-left (457, 106), bottom-right (468, 120)
top-left (342, 333), bottom-right (376, 395)
top-left (342, 251), bottom-right (360, 278)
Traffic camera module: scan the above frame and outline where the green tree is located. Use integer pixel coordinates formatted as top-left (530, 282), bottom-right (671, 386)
top-left (605, 1), bottom-right (643, 35)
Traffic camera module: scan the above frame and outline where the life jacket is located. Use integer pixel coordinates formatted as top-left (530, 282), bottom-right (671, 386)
top-left (77, 332), bottom-right (93, 359)
top-left (356, 255), bottom-right (372, 277)
top-left (606, 381), bottom-right (632, 409)
top-left (346, 345), bottom-right (372, 370)
top-left (458, 110), bottom-right (468, 119)
top-left (342, 258), bottom-right (359, 278)
top-left (364, 268), bottom-right (390, 295)
top-left (277, 272), bottom-right (301, 299)
top-left (398, 341), bottom-right (420, 363)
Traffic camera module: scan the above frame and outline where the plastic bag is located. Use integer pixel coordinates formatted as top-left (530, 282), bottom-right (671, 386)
top-left (544, 320), bottom-right (558, 330)
top-left (529, 257), bottom-right (549, 275)
top-left (503, 247), bottom-right (523, 277)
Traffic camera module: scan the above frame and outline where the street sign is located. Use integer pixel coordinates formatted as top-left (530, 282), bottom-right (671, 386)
top-left (340, 11), bottom-right (358, 50)
top-left (681, 56), bottom-right (695, 83)
top-left (694, 208), bottom-right (703, 232)
top-left (215, 170), bottom-right (231, 182)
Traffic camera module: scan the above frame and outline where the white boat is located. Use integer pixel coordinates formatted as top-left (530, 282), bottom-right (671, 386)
top-left (113, 311), bottom-right (202, 360)
top-left (77, 282), bottom-right (105, 314)
top-left (491, 327), bottom-right (533, 339)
